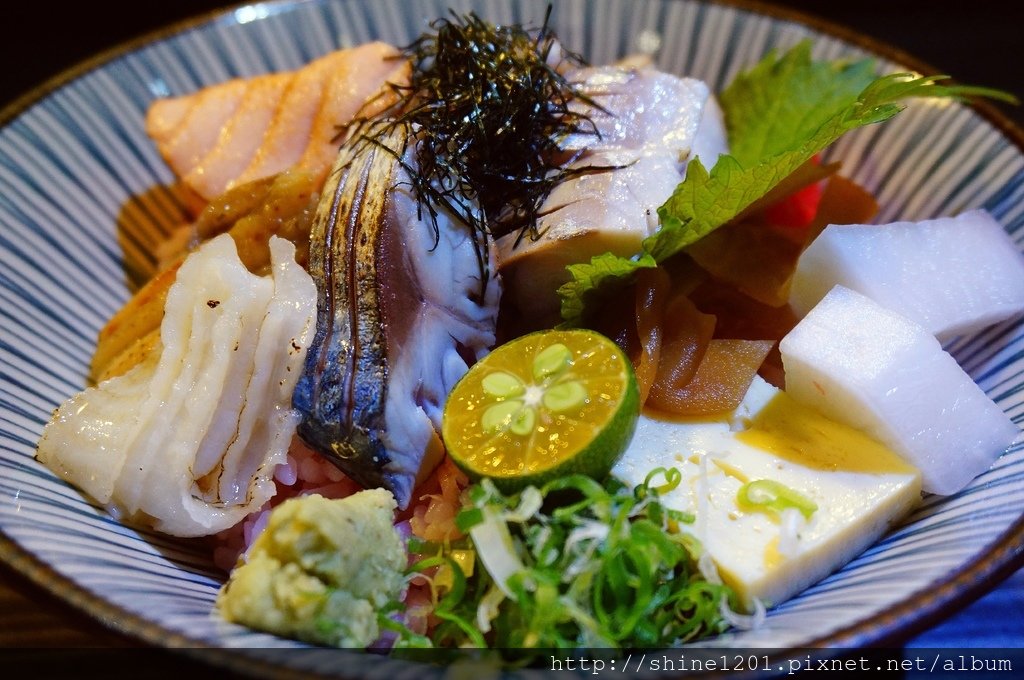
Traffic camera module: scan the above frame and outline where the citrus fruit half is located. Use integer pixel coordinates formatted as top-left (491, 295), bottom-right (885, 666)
top-left (442, 329), bottom-right (640, 493)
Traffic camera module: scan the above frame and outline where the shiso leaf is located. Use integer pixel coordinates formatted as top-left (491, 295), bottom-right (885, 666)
top-left (557, 251), bottom-right (657, 330)
top-left (557, 41), bottom-right (1017, 326)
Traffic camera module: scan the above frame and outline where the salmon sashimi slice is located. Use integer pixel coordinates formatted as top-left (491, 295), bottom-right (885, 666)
top-left (146, 96), bottom-right (191, 140)
top-left (152, 79), bottom-right (248, 181)
top-left (295, 42), bottom-right (409, 177)
top-left (146, 41), bottom-right (407, 201)
top-left (233, 50), bottom-right (354, 186)
top-left (183, 73), bottom-right (291, 200)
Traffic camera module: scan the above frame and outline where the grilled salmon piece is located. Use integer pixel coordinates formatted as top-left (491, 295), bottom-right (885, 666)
top-left (233, 50), bottom-right (353, 186)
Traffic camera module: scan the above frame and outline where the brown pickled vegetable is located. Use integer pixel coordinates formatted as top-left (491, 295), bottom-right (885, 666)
top-left (587, 173), bottom-right (879, 414)
top-left (646, 339), bottom-right (773, 415)
top-left (686, 173), bottom-right (878, 307)
top-left (632, 268), bottom-right (671, 404)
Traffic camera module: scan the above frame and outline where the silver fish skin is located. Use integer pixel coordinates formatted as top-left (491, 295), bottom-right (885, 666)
top-left (293, 124), bottom-right (500, 507)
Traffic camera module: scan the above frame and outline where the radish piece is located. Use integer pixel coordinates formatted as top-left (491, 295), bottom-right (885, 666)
top-left (780, 286), bottom-right (1020, 495)
top-left (789, 210), bottom-right (1024, 342)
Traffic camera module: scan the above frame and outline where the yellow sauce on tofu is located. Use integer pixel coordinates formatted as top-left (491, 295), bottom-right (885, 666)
top-left (737, 392), bottom-right (916, 475)
top-left (712, 459), bottom-right (751, 484)
top-left (763, 536), bottom-right (783, 570)
top-left (712, 563), bottom-right (751, 605)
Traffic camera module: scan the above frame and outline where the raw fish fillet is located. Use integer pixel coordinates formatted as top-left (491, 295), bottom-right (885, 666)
top-left (146, 42), bottom-right (408, 200)
top-left (37, 236), bottom-right (316, 536)
top-left (495, 66), bottom-right (728, 324)
top-left (293, 125), bottom-right (501, 508)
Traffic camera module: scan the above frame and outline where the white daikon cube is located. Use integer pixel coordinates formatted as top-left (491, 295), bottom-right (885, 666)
top-left (780, 286), bottom-right (1020, 495)
top-left (790, 210), bottom-right (1024, 342)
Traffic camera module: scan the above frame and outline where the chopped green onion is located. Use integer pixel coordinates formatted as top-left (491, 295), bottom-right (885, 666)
top-left (468, 507), bottom-right (527, 597)
top-left (642, 466), bottom-right (683, 496)
top-left (455, 507), bottom-right (485, 533)
top-left (737, 479), bottom-right (817, 519)
top-left (405, 469), bottom-right (737, 652)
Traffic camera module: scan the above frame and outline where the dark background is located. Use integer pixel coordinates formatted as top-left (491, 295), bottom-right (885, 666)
top-left (1, 0), bottom-right (1021, 127)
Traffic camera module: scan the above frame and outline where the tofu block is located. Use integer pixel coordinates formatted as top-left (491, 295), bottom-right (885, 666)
top-left (612, 377), bottom-right (921, 609)
top-left (780, 286), bottom-right (1020, 495)
top-left (789, 210), bottom-right (1024, 341)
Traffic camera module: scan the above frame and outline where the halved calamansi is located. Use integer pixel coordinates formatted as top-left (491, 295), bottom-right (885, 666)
top-left (442, 329), bottom-right (640, 492)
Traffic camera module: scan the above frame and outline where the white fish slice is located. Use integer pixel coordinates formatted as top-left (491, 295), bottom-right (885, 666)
top-left (495, 66), bottom-right (728, 324)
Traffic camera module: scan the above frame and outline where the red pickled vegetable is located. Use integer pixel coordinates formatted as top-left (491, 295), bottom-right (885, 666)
top-left (763, 154), bottom-right (826, 232)
top-left (764, 180), bottom-right (825, 231)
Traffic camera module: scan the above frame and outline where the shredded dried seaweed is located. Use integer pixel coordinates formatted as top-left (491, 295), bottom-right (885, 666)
top-left (342, 8), bottom-right (603, 296)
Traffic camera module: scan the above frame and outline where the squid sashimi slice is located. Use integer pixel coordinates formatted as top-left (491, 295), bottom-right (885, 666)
top-left (36, 353), bottom-right (156, 505)
top-left (780, 285), bottom-right (1020, 495)
top-left (790, 209), bottom-right (1024, 341)
top-left (37, 235), bottom-right (316, 536)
